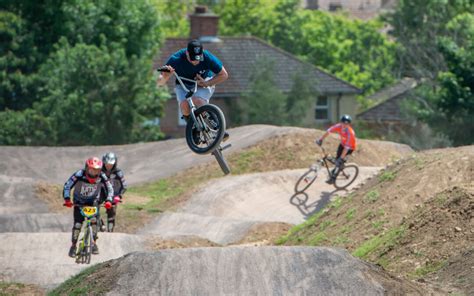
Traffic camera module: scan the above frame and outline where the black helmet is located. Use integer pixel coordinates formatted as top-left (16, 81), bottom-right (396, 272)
top-left (340, 114), bottom-right (352, 124)
top-left (102, 152), bottom-right (117, 170)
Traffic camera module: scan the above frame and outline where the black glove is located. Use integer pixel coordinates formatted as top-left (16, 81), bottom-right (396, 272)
top-left (315, 139), bottom-right (323, 146)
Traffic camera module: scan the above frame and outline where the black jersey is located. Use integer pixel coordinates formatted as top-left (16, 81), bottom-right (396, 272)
top-left (63, 169), bottom-right (113, 205)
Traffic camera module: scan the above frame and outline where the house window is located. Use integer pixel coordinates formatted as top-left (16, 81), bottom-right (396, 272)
top-left (315, 96), bottom-right (329, 121)
top-left (178, 108), bottom-right (186, 126)
top-left (306, 0), bottom-right (319, 10)
top-left (329, 3), bottom-right (343, 11)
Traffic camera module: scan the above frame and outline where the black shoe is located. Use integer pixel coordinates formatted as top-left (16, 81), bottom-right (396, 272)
top-left (326, 178), bottom-right (335, 185)
top-left (223, 131), bottom-right (229, 142)
top-left (68, 245), bottom-right (76, 258)
top-left (92, 244), bottom-right (99, 255)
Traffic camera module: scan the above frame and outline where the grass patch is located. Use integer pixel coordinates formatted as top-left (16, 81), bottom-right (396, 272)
top-left (276, 210), bottom-right (326, 245)
top-left (228, 148), bottom-right (265, 174)
top-left (409, 261), bottom-right (446, 279)
top-left (48, 264), bottom-right (106, 296)
top-left (332, 235), bottom-right (350, 245)
top-left (346, 208), bottom-right (356, 221)
top-left (352, 226), bottom-right (405, 259)
top-left (371, 220), bottom-right (385, 230)
top-left (379, 171), bottom-right (396, 182)
top-left (365, 190), bottom-right (380, 203)
top-left (309, 232), bottom-right (328, 245)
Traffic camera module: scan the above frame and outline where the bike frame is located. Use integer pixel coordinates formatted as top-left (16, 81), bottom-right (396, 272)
top-left (169, 71), bottom-right (205, 132)
top-left (317, 146), bottom-right (340, 176)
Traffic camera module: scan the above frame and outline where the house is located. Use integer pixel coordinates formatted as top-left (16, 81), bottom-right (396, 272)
top-left (156, 6), bottom-right (360, 137)
top-left (303, 0), bottom-right (397, 20)
top-left (356, 77), bottom-right (418, 134)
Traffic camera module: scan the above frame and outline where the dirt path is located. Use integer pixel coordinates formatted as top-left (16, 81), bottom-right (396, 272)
top-left (141, 167), bottom-right (380, 244)
top-left (0, 125), bottom-right (303, 233)
top-left (0, 233), bottom-right (144, 288)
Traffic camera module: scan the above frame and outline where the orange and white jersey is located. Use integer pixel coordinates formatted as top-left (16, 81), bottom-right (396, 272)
top-left (327, 123), bottom-right (357, 150)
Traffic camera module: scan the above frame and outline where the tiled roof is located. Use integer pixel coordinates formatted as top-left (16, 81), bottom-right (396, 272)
top-left (357, 78), bottom-right (418, 121)
top-left (155, 36), bottom-right (360, 96)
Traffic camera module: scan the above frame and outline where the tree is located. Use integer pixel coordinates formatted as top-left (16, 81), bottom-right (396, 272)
top-left (215, 0), bottom-right (396, 95)
top-left (35, 39), bottom-right (168, 145)
top-left (286, 69), bottom-right (319, 126)
top-left (0, 11), bottom-right (38, 110)
top-left (237, 58), bottom-right (287, 125)
top-left (386, 0), bottom-right (473, 79)
top-left (0, 109), bottom-right (55, 145)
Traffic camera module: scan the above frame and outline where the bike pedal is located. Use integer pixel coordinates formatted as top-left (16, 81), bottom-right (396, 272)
top-left (220, 144), bottom-right (232, 151)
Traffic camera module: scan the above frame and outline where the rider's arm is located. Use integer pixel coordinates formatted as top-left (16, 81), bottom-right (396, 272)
top-left (156, 65), bottom-right (175, 87)
top-left (116, 169), bottom-right (127, 197)
top-left (319, 124), bottom-right (340, 142)
top-left (63, 170), bottom-right (81, 199)
top-left (100, 172), bottom-right (114, 202)
top-left (197, 66), bottom-right (228, 87)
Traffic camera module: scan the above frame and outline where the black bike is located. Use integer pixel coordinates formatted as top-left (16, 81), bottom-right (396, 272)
top-left (295, 146), bottom-right (359, 192)
top-left (157, 67), bottom-right (231, 175)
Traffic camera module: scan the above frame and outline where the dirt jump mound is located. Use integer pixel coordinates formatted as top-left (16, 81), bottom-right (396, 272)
top-left (50, 247), bottom-right (427, 295)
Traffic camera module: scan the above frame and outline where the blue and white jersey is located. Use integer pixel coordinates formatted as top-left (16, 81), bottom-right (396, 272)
top-left (63, 169), bottom-right (113, 205)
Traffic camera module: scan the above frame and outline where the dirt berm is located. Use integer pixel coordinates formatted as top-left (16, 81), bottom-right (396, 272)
top-left (51, 247), bottom-right (428, 296)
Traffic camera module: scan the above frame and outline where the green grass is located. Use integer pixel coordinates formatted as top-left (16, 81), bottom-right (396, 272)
top-left (48, 264), bottom-right (106, 296)
top-left (409, 261), bottom-right (446, 279)
top-left (379, 171), bottom-right (396, 182)
top-left (309, 232), bottom-right (328, 245)
top-left (365, 190), bottom-right (380, 203)
top-left (228, 148), bottom-right (265, 174)
top-left (345, 208), bottom-right (356, 221)
top-left (352, 226), bottom-right (405, 259)
top-left (275, 210), bottom-right (326, 245)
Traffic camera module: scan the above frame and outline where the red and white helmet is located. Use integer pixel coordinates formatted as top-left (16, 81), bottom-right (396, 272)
top-left (85, 157), bottom-right (102, 183)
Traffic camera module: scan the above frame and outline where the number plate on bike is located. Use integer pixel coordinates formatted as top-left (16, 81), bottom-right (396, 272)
top-left (82, 206), bottom-right (97, 217)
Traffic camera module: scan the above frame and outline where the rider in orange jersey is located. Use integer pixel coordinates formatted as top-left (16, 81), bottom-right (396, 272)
top-left (316, 114), bottom-right (357, 184)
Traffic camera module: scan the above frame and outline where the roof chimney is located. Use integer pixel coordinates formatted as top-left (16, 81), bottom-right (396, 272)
top-left (190, 6), bottom-right (219, 41)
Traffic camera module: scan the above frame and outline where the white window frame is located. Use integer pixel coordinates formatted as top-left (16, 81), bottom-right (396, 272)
top-left (315, 96), bottom-right (330, 122)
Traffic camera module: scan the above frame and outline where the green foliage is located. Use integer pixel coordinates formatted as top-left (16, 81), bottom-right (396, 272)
top-left (237, 58), bottom-right (287, 125)
top-left (48, 263), bottom-right (107, 296)
top-left (352, 226), bottom-right (405, 259)
top-left (365, 190), bottom-right (380, 203)
top-left (0, 109), bottom-right (55, 145)
top-left (286, 69), bottom-right (319, 126)
top-left (345, 208), bottom-right (356, 221)
top-left (216, 0), bottom-right (396, 94)
top-left (1, 0), bottom-right (167, 145)
top-left (409, 261), bottom-right (446, 279)
top-left (387, 1), bottom-right (474, 146)
top-left (35, 39), bottom-right (167, 145)
top-left (0, 11), bottom-right (38, 110)
top-left (379, 171), bottom-right (396, 182)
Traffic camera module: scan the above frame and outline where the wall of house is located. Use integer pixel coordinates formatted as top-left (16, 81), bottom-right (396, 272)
top-left (328, 94), bottom-right (358, 123)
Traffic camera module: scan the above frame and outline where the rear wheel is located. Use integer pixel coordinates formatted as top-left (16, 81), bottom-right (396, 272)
top-left (334, 165), bottom-right (359, 189)
top-left (212, 148), bottom-right (231, 175)
top-left (186, 104), bottom-right (225, 155)
top-left (295, 167), bottom-right (319, 193)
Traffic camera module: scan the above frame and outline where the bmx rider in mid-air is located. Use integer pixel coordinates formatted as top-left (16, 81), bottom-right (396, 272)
top-left (156, 39), bottom-right (229, 141)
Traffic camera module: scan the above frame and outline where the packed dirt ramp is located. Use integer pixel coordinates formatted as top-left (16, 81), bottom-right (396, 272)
top-left (50, 247), bottom-right (429, 296)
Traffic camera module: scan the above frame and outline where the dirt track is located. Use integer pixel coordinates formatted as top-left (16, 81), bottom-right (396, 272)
top-left (141, 167), bottom-right (380, 244)
top-left (0, 125), bottom-right (419, 292)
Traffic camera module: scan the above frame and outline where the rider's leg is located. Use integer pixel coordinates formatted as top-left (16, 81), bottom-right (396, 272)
top-left (69, 206), bottom-right (84, 257)
top-left (106, 205), bottom-right (117, 232)
top-left (180, 97), bottom-right (207, 117)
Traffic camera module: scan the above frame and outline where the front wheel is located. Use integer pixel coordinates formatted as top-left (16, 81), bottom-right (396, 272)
top-left (212, 148), bottom-right (231, 175)
top-left (334, 165), bottom-right (359, 190)
top-left (295, 167), bottom-right (319, 193)
top-left (186, 104), bottom-right (226, 155)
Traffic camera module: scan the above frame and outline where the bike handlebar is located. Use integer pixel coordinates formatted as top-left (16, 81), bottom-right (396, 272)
top-left (157, 66), bottom-right (197, 98)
